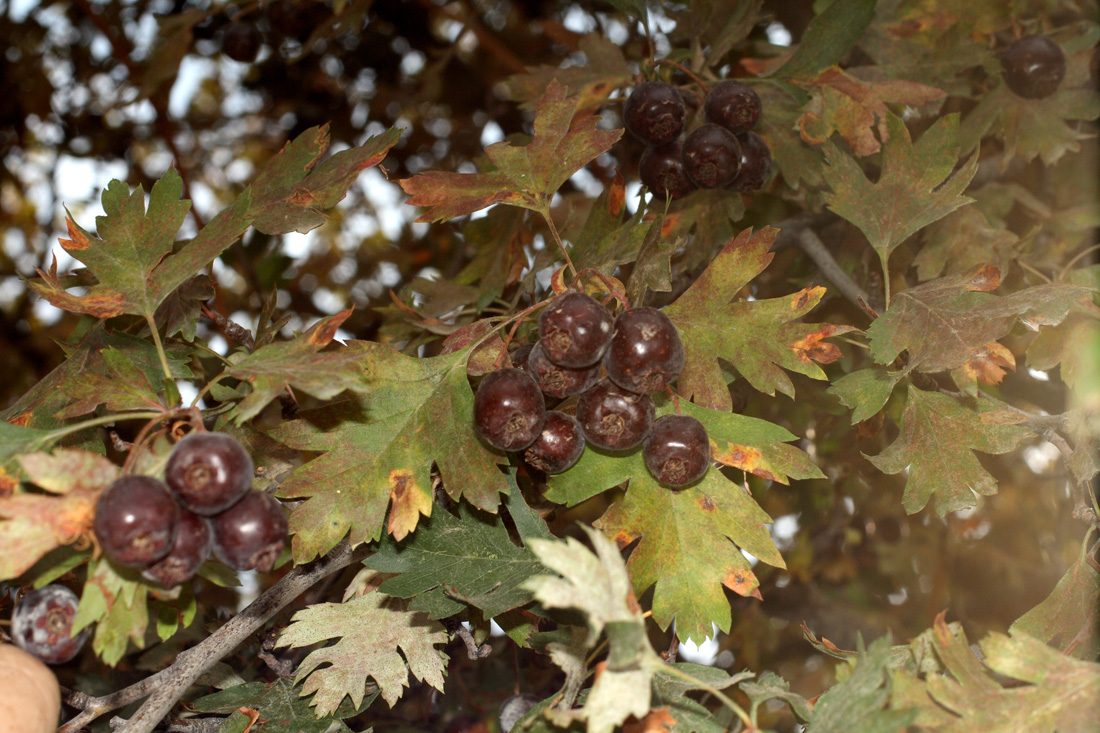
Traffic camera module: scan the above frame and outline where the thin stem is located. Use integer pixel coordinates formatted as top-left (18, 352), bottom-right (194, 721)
top-left (146, 315), bottom-right (175, 386)
top-left (655, 662), bottom-right (754, 731)
top-left (190, 374), bottom-right (228, 409)
top-left (1019, 260), bottom-right (1053, 285)
top-left (1060, 243), bottom-right (1100, 279)
top-left (540, 208), bottom-right (577, 279)
top-left (44, 411), bottom-right (166, 445)
top-left (879, 253), bottom-right (891, 310)
top-left (794, 228), bottom-right (873, 314)
top-left (651, 59), bottom-right (711, 94)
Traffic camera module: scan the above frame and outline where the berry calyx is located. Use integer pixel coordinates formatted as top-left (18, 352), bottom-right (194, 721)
top-left (11, 585), bottom-right (89, 665)
top-left (538, 291), bottom-right (615, 368)
top-left (623, 81), bottom-right (686, 146)
top-left (1001, 35), bottom-right (1065, 99)
top-left (639, 142), bottom-right (697, 200)
top-left (704, 80), bottom-right (762, 134)
top-left (643, 414), bottom-right (711, 487)
top-left (94, 475), bottom-right (179, 567)
top-left (526, 341), bottom-right (601, 399)
top-left (143, 509), bottom-right (213, 587)
top-left (576, 379), bottom-right (655, 451)
top-left (166, 432), bottom-right (254, 516)
top-left (603, 307), bottom-right (684, 394)
top-left (210, 491), bottom-right (289, 572)
top-left (523, 411), bottom-right (585, 474)
top-left (728, 132), bottom-right (772, 193)
top-left (473, 368), bottom-right (547, 451)
top-left (681, 123), bottom-right (742, 189)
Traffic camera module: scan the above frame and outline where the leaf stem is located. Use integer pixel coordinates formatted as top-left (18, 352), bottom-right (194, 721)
top-left (1059, 243), bottom-right (1100, 280)
top-left (540, 208), bottom-right (577, 279)
top-left (654, 661), bottom-right (755, 731)
top-left (43, 411), bottom-right (167, 446)
top-left (651, 59), bottom-right (711, 94)
top-left (145, 315), bottom-right (176, 389)
top-left (879, 253), bottom-right (891, 310)
top-left (190, 374), bottom-right (228, 409)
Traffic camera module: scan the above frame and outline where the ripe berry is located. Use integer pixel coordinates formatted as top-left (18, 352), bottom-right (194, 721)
top-left (523, 411), bottom-right (585, 474)
top-left (210, 491), bottom-right (289, 572)
top-left (704, 80), bottom-right (762, 134)
top-left (639, 142), bottom-right (697, 200)
top-left (729, 132), bottom-right (772, 193)
top-left (576, 379), bottom-right (655, 451)
top-left (166, 432), bottom-right (254, 516)
top-left (474, 368), bottom-right (547, 451)
top-left (643, 415), bottom-right (711, 487)
top-left (510, 342), bottom-right (534, 370)
top-left (1001, 35), bottom-right (1065, 99)
top-left (11, 585), bottom-right (89, 665)
top-left (94, 475), bottom-right (179, 567)
top-left (143, 509), bottom-right (213, 587)
top-left (603, 307), bottom-right (684, 394)
top-left (538, 291), bottom-right (614, 368)
top-left (682, 124), bottom-right (742, 189)
top-left (526, 341), bottom-right (601, 399)
top-left (222, 21), bottom-right (263, 63)
top-left (623, 81), bottom-right (686, 146)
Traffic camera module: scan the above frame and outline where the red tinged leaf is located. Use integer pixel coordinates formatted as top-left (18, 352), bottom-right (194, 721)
top-left (399, 80), bottom-right (622, 222)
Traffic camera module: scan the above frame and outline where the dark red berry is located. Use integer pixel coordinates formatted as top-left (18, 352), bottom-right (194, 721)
top-left (210, 491), bottom-right (288, 572)
top-left (704, 80), bottom-right (762, 134)
top-left (1001, 35), bottom-right (1065, 99)
top-left (222, 22), bottom-right (263, 63)
top-left (538, 291), bottom-right (614, 368)
top-left (624, 81), bottom-right (687, 145)
top-left (143, 509), bottom-right (213, 587)
top-left (94, 475), bottom-right (179, 567)
top-left (166, 432), bottom-right (254, 516)
top-left (474, 368), bottom-right (547, 451)
top-left (728, 132), bottom-right (772, 193)
top-left (643, 415), bottom-right (711, 487)
top-left (640, 142), bottom-right (697, 200)
top-left (526, 341), bottom-right (601, 399)
top-left (576, 379), bottom-right (655, 451)
top-left (682, 124), bottom-right (742, 189)
top-left (510, 343), bottom-right (534, 370)
top-left (524, 411), bottom-right (585, 474)
top-left (603, 307), bottom-right (684, 394)
top-left (11, 585), bottom-right (89, 665)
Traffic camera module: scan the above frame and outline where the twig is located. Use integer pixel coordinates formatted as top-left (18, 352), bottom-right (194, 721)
top-left (455, 624), bottom-right (492, 660)
top-left (791, 228), bottom-right (872, 313)
top-left (59, 540), bottom-right (370, 733)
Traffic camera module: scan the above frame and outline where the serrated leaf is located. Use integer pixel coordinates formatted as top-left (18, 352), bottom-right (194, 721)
top-left (400, 80), bottom-right (621, 222)
top-left (740, 671), bottom-right (813, 723)
top-left (668, 0), bottom-right (760, 65)
top-left (366, 489), bottom-right (551, 619)
top-left (507, 34), bottom-right (632, 112)
top-left (73, 557), bottom-right (149, 666)
top-left (805, 636), bottom-right (916, 733)
top-left (1027, 312), bottom-right (1099, 391)
top-left (823, 112), bottom-right (977, 271)
top-left (865, 387), bottom-right (1029, 515)
top-left (55, 347), bottom-right (165, 419)
top-left (272, 344), bottom-right (508, 560)
top-left (1010, 552), bottom-right (1100, 660)
top-left (192, 678), bottom-right (370, 732)
top-left (276, 591), bottom-right (448, 714)
top-left (914, 206), bottom-right (1019, 281)
top-left (666, 227), bottom-right (851, 406)
top-left (828, 368), bottom-right (902, 424)
top-left (867, 265), bottom-right (1093, 373)
top-left (653, 663), bottom-right (749, 733)
top-left (771, 0), bottom-right (877, 79)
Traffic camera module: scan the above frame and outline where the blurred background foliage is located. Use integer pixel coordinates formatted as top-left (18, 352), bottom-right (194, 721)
top-left (0, 0), bottom-right (1096, 727)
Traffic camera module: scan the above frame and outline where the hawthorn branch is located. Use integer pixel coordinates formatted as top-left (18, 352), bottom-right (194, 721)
top-left (791, 227), bottom-right (872, 313)
top-left (59, 540), bottom-right (370, 733)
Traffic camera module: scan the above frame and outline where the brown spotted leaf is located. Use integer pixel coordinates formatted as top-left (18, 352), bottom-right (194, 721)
top-left (399, 80), bottom-right (622, 222)
top-left (506, 34), bottom-right (632, 113)
top-left (272, 344), bottom-right (508, 561)
top-left (665, 227), bottom-right (852, 409)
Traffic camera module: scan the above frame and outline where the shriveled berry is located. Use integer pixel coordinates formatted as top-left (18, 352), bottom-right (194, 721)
top-left (643, 414), bottom-right (711, 487)
top-left (524, 411), bottom-right (585, 474)
top-left (222, 21), bottom-right (262, 63)
top-left (11, 585), bottom-right (89, 665)
top-left (474, 368), bottom-right (546, 451)
top-left (211, 491), bottom-right (288, 572)
top-left (704, 80), bottom-right (762, 134)
top-left (538, 291), bottom-right (614, 368)
top-left (603, 307), bottom-right (684, 394)
top-left (94, 475), bottom-right (179, 567)
top-left (624, 81), bottom-right (686, 145)
top-left (143, 509), bottom-right (213, 587)
top-left (640, 142), bottom-right (697, 200)
top-left (576, 379), bottom-right (655, 451)
top-left (728, 132), bottom-right (772, 193)
top-left (166, 432), bottom-right (254, 516)
top-left (682, 123), bottom-right (742, 189)
top-left (1001, 35), bottom-right (1065, 99)
top-left (526, 341), bottom-right (601, 399)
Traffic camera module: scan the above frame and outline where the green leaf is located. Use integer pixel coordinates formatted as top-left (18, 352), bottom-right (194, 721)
top-left (1027, 313), bottom-right (1099, 391)
top-left (0, 422), bottom-right (55, 471)
top-left (914, 206), bottom-right (1019, 282)
top-left (665, 227), bottom-right (849, 407)
top-left (273, 344), bottom-right (508, 561)
top-left (366, 489), bottom-right (551, 620)
top-left (805, 636), bottom-right (917, 733)
top-left (653, 663), bottom-right (750, 733)
top-left (865, 387), bottom-right (1029, 515)
top-left (669, 0), bottom-right (761, 66)
top-left (772, 0), bottom-right (877, 80)
top-left (1010, 551), bottom-right (1100, 660)
top-left (73, 557), bottom-right (149, 666)
top-left (192, 678), bottom-right (370, 732)
top-left (506, 34), bottom-right (632, 111)
top-left (399, 80), bottom-right (622, 221)
top-left (740, 671), bottom-right (813, 723)
top-left (54, 347), bottom-right (165, 419)
top-left (823, 112), bottom-right (977, 273)
top-left (828, 368), bottom-right (903, 424)
top-left (276, 591), bottom-right (448, 714)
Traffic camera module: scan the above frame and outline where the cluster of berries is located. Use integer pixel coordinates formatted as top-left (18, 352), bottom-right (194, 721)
top-left (626, 79), bottom-right (771, 200)
top-left (473, 292), bottom-right (712, 488)
top-left (94, 432), bottom-right (288, 587)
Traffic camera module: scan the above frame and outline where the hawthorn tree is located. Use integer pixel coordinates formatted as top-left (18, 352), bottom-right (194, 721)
top-left (0, 0), bottom-right (1098, 731)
